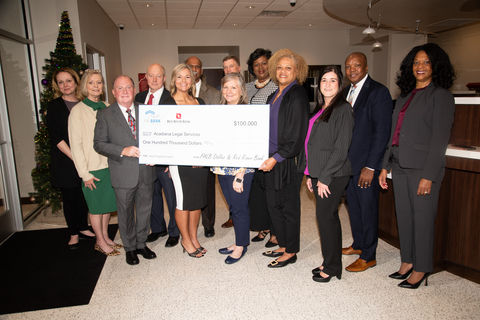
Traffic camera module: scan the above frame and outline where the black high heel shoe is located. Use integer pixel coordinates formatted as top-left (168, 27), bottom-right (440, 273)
top-left (312, 272), bottom-right (341, 283)
top-left (398, 273), bottom-right (430, 289)
top-left (389, 267), bottom-right (413, 280)
top-left (181, 241), bottom-right (203, 258)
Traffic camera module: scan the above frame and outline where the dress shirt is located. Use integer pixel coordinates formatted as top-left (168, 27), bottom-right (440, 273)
top-left (118, 103), bottom-right (136, 123)
top-left (347, 74), bottom-right (368, 107)
top-left (144, 87), bottom-right (164, 105)
top-left (195, 80), bottom-right (202, 98)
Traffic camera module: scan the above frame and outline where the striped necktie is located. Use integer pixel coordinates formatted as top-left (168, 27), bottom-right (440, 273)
top-left (126, 108), bottom-right (136, 138)
top-left (347, 85), bottom-right (357, 106)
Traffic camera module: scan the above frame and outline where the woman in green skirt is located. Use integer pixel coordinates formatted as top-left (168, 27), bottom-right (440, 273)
top-left (69, 69), bottom-right (121, 256)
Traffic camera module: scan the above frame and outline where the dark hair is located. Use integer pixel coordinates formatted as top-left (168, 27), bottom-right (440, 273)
top-left (312, 65), bottom-right (347, 123)
top-left (246, 48), bottom-right (272, 77)
top-left (396, 43), bottom-right (456, 97)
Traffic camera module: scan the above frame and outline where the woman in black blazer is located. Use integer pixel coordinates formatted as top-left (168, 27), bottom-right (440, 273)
top-left (299, 65), bottom-right (354, 282)
top-left (47, 68), bottom-right (94, 249)
top-left (379, 43), bottom-right (455, 289)
top-left (258, 49), bottom-right (310, 268)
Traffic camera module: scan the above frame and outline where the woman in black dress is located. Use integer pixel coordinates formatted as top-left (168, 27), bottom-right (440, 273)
top-left (245, 48), bottom-right (279, 247)
top-left (164, 64), bottom-right (209, 258)
top-left (47, 68), bottom-right (95, 249)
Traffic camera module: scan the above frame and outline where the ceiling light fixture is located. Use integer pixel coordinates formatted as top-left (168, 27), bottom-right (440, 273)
top-left (151, 23), bottom-right (156, 26)
top-left (372, 14), bottom-right (382, 48)
top-left (246, 5), bottom-right (255, 9)
top-left (307, 24), bottom-right (314, 27)
top-left (232, 23), bottom-right (238, 27)
top-left (143, 4), bottom-right (153, 8)
top-left (362, 1), bottom-right (376, 34)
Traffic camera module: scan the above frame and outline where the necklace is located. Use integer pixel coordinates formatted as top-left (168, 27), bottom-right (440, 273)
top-left (255, 78), bottom-right (270, 89)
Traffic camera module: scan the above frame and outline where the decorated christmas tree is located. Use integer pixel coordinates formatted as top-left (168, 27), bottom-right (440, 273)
top-left (29, 11), bottom-right (88, 212)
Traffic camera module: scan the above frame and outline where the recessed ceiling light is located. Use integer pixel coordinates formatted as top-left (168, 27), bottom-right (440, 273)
top-left (232, 23), bottom-right (238, 27)
top-left (246, 5), bottom-right (255, 9)
top-left (143, 4), bottom-right (153, 8)
top-left (307, 24), bottom-right (314, 27)
top-left (151, 23), bottom-right (156, 26)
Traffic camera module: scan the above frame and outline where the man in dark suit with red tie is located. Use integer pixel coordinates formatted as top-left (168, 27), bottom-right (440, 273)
top-left (135, 63), bottom-right (179, 248)
top-left (343, 52), bottom-right (393, 272)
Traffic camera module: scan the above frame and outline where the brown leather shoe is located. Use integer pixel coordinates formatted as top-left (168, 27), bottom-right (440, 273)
top-left (221, 219), bottom-right (234, 228)
top-left (345, 258), bottom-right (376, 272)
top-left (342, 246), bottom-right (362, 255)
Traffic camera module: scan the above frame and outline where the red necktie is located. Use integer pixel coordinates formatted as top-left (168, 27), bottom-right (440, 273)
top-left (147, 93), bottom-right (154, 105)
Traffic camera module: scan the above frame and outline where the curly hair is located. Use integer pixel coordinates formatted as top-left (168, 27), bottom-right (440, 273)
top-left (396, 43), bottom-right (456, 96)
top-left (219, 73), bottom-right (248, 105)
top-left (52, 68), bottom-right (82, 100)
top-left (246, 48), bottom-right (272, 78)
top-left (312, 65), bottom-right (347, 123)
top-left (169, 64), bottom-right (196, 97)
top-left (79, 69), bottom-right (105, 99)
top-left (268, 49), bottom-right (308, 86)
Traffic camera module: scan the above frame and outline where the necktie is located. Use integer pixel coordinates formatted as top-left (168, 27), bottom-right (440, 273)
top-left (347, 85), bottom-right (356, 106)
top-left (147, 93), bottom-right (154, 105)
top-left (126, 109), bottom-right (136, 138)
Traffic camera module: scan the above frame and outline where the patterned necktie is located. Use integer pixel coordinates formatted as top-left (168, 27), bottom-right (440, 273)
top-left (347, 85), bottom-right (357, 106)
top-left (126, 108), bottom-right (136, 138)
top-left (147, 93), bottom-right (154, 105)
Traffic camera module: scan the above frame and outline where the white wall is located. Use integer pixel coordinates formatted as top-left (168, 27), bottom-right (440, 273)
top-left (431, 22), bottom-right (480, 91)
top-left (77, 0), bottom-right (122, 102)
top-left (119, 29), bottom-right (373, 91)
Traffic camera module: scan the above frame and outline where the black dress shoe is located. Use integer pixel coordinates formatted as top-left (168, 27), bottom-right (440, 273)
top-left (262, 250), bottom-right (283, 258)
top-left (204, 228), bottom-right (215, 238)
top-left (68, 242), bottom-right (79, 250)
top-left (126, 251), bottom-right (139, 265)
top-left (312, 273), bottom-right (341, 283)
top-left (267, 254), bottom-right (297, 268)
top-left (389, 268), bottom-right (413, 280)
top-left (165, 236), bottom-right (179, 248)
top-left (265, 240), bottom-right (278, 248)
top-left (312, 266), bottom-right (323, 275)
top-left (147, 231), bottom-right (168, 242)
top-left (136, 246), bottom-right (157, 259)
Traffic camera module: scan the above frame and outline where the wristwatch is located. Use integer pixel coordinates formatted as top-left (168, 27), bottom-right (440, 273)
top-left (235, 177), bottom-right (243, 183)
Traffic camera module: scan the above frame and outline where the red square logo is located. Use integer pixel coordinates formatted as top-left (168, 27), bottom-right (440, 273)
top-left (176, 113), bottom-right (181, 119)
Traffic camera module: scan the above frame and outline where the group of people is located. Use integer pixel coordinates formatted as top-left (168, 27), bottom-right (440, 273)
top-left (48, 43), bottom-right (456, 289)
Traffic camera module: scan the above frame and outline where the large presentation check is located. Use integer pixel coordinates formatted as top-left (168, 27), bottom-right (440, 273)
top-left (138, 104), bottom-right (269, 168)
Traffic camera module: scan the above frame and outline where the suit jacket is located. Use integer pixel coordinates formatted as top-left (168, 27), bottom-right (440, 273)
top-left (382, 82), bottom-right (455, 182)
top-left (47, 97), bottom-right (82, 188)
top-left (135, 88), bottom-right (171, 173)
top-left (298, 102), bottom-right (354, 186)
top-left (93, 101), bottom-right (156, 188)
top-left (198, 78), bottom-right (221, 105)
top-left (344, 75), bottom-right (393, 174)
top-left (266, 84), bottom-right (310, 190)
top-left (135, 88), bottom-right (171, 105)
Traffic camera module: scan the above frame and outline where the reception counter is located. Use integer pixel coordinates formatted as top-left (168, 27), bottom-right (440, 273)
top-left (378, 97), bottom-right (480, 284)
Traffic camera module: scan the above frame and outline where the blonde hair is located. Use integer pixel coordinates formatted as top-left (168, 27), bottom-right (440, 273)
top-left (268, 49), bottom-right (308, 85)
top-left (219, 73), bottom-right (248, 105)
top-left (52, 68), bottom-right (82, 100)
top-left (79, 69), bottom-right (105, 100)
top-left (169, 64), bottom-right (196, 97)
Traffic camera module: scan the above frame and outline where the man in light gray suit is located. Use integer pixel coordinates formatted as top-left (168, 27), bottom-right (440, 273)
top-left (94, 75), bottom-right (157, 265)
top-left (185, 56), bottom-right (220, 238)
